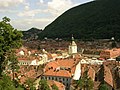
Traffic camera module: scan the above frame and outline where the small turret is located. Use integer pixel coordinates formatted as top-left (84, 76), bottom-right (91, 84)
top-left (71, 35), bottom-right (76, 46)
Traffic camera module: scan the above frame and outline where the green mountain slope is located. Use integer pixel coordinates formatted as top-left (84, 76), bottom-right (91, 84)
top-left (22, 27), bottom-right (42, 40)
top-left (39, 0), bottom-right (120, 39)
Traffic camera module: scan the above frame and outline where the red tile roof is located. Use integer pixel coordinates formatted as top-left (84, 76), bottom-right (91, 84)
top-left (43, 58), bottom-right (80, 78)
top-left (104, 65), bottom-right (113, 87)
top-left (48, 80), bottom-right (65, 90)
top-left (88, 66), bottom-right (95, 81)
top-left (100, 48), bottom-right (120, 59)
top-left (81, 64), bottom-right (95, 81)
top-left (8, 66), bottom-right (37, 84)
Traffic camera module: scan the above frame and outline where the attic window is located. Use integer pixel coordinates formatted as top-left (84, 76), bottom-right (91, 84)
top-left (60, 67), bottom-right (65, 70)
top-left (56, 69), bottom-right (59, 72)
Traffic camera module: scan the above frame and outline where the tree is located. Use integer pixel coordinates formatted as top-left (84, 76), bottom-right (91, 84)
top-left (0, 74), bottom-right (25, 90)
top-left (25, 78), bottom-right (36, 90)
top-left (0, 17), bottom-right (22, 75)
top-left (8, 52), bottom-right (19, 81)
top-left (99, 84), bottom-right (109, 90)
top-left (51, 84), bottom-right (59, 90)
top-left (0, 74), bottom-right (16, 90)
top-left (76, 78), bottom-right (84, 90)
top-left (39, 79), bottom-right (50, 90)
top-left (76, 68), bottom-right (94, 90)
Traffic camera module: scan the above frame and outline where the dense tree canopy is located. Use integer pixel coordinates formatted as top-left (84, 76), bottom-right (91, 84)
top-left (0, 17), bottom-right (22, 75)
top-left (0, 74), bottom-right (24, 90)
top-left (51, 84), bottom-right (59, 90)
top-left (99, 84), bottom-right (109, 90)
top-left (39, 79), bottom-right (50, 90)
top-left (25, 78), bottom-right (36, 90)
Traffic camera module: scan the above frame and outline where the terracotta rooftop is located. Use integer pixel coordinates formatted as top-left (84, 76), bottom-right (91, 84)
top-left (17, 56), bottom-right (40, 61)
top-left (43, 58), bottom-right (80, 78)
top-left (48, 80), bottom-right (65, 90)
top-left (16, 46), bottom-right (39, 56)
top-left (88, 66), bottom-right (95, 81)
top-left (104, 65), bottom-right (113, 87)
top-left (100, 48), bottom-right (120, 58)
top-left (8, 66), bottom-right (37, 84)
top-left (81, 64), bottom-right (95, 81)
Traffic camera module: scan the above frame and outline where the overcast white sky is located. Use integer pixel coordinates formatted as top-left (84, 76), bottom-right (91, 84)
top-left (0, 0), bottom-right (93, 31)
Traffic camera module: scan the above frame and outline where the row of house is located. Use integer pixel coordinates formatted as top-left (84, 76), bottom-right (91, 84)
top-left (41, 56), bottom-right (115, 90)
top-left (41, 37), bottom-right (116, 90)
top-left (100, 48), bottom-right (120, 59)
top-left (15, 36), bottom-right (118, 90)
top-left (16, 46), bottom-right (64, 65)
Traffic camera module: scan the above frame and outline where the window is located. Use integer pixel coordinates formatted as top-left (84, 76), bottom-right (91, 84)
top-left (67, 83), bottom-right (69, 86)
top-left (52, 77), bottom-right (54, 80)
top-left (59, 78), bottom-right (61, 80)
top-left (55, 77), bottom-right (57, 81)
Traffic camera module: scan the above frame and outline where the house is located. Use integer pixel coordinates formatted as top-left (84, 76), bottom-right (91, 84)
top-left (96, 65), bottom-right (113, 90)
top-left (100, 48), bottom-right (120, 59)
top-left (42, 58), bottom-right (81, 90)
top-left (16, 46), bottom-right (28, 56)
top-left (18, 56), bottom-right (41, 66)
top-left (16, 47), bottom-right (51, 65)
top-left (103, 65), bottom-right (113, 90)
top-left (81, 64), bottom-right (95, 81)
top-left (38, 53), bottom-right (48, 64)
top-left (80, 58), bottom-right (103, 65)
top-left (8, 66), bottom-right (36, 84)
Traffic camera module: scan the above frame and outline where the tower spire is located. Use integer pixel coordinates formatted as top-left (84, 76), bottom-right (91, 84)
top-left (72, 34), bottom-right (74, 41)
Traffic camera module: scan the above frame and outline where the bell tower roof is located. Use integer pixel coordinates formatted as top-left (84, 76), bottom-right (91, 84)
top-left (71, 35), bottom-right (77, 46)
top-left (72, 35), bottom-right (74, 41)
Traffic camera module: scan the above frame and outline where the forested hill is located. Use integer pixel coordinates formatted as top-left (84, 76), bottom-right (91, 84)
top-left (22, 28), bottom-right (42, 40)
top-left (38, 0), bottom-right (120, 40)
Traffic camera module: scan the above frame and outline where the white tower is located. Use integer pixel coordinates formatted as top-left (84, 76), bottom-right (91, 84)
top-left (69, 36), bottom-right (77, 54)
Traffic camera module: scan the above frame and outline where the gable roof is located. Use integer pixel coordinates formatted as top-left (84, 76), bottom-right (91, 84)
top-left (43, 58), bottom-right (80, 78)
top-left (104, 65), bottom-right (113, 87)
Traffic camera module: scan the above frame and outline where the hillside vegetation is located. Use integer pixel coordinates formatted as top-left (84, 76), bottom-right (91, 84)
top-left (39, 0), bottom-right (120, 40)
top-left (22, 27), bottom-right (42, 40)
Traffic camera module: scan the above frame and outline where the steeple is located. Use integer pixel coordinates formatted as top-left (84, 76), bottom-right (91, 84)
top-left (111, 37), bottom-right (117, 48)
top-left (72, 34), bottom-right (74, 41)
top-left (71, 35), bottom-right (76, 46)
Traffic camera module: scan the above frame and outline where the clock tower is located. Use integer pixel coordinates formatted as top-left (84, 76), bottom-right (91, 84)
top-left (68, 36), bottom-right (77, 54)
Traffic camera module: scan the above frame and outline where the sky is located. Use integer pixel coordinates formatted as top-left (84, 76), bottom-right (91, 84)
top-left (0, 0), bottom-right (93, 31)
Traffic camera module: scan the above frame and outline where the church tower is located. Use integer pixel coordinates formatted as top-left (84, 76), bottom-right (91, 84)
top-left (68, 36), bottom-right (77, 54)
